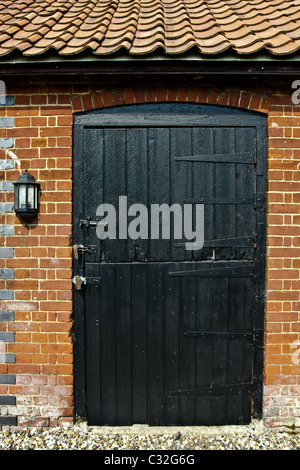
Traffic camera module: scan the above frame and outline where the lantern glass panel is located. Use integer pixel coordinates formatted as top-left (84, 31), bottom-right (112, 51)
top-left (27, 185), bottom-right (35, 209)
top-left (35, 186), bottom-right (38, 209)
top-left (14, 187), bottom-right (18, 210)
top-left (19, 185), bottom-right (27, 209)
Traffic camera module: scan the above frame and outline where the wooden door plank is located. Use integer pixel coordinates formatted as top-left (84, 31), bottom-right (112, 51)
top-left (147, 263), bottom-right (165, 425)
top-left (148, 128), bottom-right (171, 261)
top-left (115, 263), bottom-right (132, 425)
top-left (179, 263), bottom-right (196, 424)
top-left (235, 127), bottom-right (255, 260)
top-left (195, 269), bottom-right (213, 424)
top-left (214, 127), bottom-right (236, 261)
top-left (191, 127), bottom-right (214, 261)
top-left (126, 129), bottom-right (148, 262)
top-left (170, 128), bottom-right (192, 261)
top-left (164, 263), bottom-right (180, 425)
top-left (99, 264), bottom-right (117, 425)
top-left (227, 277), bottom-right (245, 424)
top-left (103, 128), bottom-right (126, 262)
top-left (131, 263), bottom-right (148, 423)
top-left (85, 263), bottom-right (101, 425)
top-left (211, 271), bottom-right (229, 424)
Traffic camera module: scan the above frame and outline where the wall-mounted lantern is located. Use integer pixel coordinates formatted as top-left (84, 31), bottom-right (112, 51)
top-left (14, 170), bottom-right (40, 224)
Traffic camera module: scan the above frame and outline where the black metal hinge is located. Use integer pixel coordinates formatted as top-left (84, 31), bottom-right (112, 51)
top-left (175, 152), bottom-right (255, 164)
top-left (253, 193), bottom-right (265, 209)
top-left (184, 331), bottom-right (253, 340)
top-left (169, 264), bottom-right (255, 278)
top-left (184, 330), bottom-right (264, 346)
top-left (168, 383), bottom-right (253, 397)
top-left (186, 196), bottom-right (253, 204)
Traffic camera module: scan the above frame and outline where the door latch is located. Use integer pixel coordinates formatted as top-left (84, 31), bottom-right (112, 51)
top-left (80, 217), bottom-right (108, 228)
top-left (80, 217), bottom-right (98, 227)
top-left (72, 275), bottom-right (86, 290)
top-left (73, 244), bottom-right (96, 259)
top-left (73, 244), bottom-right (88, 259)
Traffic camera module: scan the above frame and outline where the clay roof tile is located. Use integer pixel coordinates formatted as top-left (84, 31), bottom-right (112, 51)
top-left (0, 0), bottom-right (300, 58)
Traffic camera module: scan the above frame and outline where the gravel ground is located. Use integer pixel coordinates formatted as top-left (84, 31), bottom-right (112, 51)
top-left (0, 420), bottom-right (299, 450)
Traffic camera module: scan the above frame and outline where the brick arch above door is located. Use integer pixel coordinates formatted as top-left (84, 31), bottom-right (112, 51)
top-left (71, 85), bottom-right (271, 115)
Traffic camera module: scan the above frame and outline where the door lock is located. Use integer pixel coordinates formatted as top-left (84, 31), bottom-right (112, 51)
top-left (72, 275), bottom-right (101, 290)
top-left (72, 275), bottom-right (86, 290)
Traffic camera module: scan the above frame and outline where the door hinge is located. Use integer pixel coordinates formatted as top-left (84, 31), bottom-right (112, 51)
top-left (169, 264), bottom-right (255, 278)
top-left (253, 193), bottom-right (265, 209)
top-left (168, 383), bottom-right (253, 397)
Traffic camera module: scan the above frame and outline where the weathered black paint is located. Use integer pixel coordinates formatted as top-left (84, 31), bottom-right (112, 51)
top-left (2, 59), bottom-right (300, 77)
top-left (73, 103), bottom-right (266, 426)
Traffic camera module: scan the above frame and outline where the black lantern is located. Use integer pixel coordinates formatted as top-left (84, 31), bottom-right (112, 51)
top-left (14, 170), bottom-right (40, 223)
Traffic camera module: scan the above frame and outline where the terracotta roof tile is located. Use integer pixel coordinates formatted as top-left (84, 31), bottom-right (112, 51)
top-left (1, 0), bottom-right (300, 58)
top-left (286, 27), bottom-right (300, 40)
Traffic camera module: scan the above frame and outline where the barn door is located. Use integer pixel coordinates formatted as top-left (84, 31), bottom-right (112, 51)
top-left (73, 104), bottom-right (266, 426)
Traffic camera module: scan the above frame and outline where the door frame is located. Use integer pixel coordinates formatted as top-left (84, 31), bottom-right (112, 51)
top-left (72, 103), bottom-right (267, 423)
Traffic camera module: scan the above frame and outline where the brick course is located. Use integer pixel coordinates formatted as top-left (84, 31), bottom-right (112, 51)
top-left (0, 76), bottom-right (299, 429)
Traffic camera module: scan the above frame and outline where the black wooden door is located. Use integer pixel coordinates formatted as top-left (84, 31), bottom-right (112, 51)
top-left (73, 104), bottom-right (266, 426)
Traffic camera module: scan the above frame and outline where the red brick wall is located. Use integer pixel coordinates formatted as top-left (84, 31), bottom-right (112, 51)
top-left (0, 77), bottom-right (299, 428)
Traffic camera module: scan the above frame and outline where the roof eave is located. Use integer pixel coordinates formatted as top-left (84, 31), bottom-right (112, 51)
top-left (0, 50), bottom-right (300, 75)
